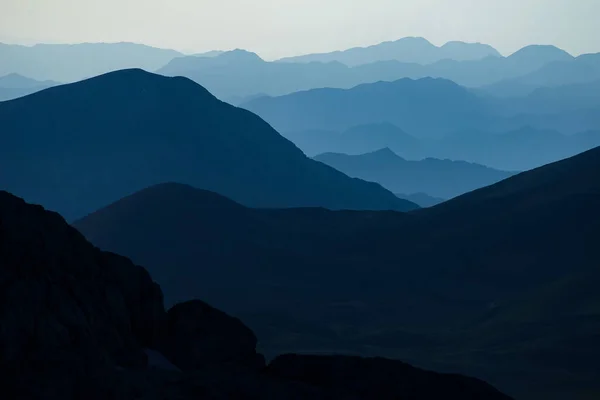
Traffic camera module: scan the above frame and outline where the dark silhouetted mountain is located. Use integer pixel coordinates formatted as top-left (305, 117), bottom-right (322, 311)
top-left (284, 122), bottom-right (421, 157)
top-left (314, 148), bottom-right (515, 198)
top-left (74, 146), bottom-right (600, 399)
top-left (277, 37), bottom-right (501, 66)
top-left (0, 42), bottom-right (182, 82)
top-left (395, 192), bottom-right (446, 208)
top-left (243, 78), bottom-right (490, 138)
top-left (0, 73), bottom-right (59, 101)
top-left (433, 127), bottom-right (600, 170)
top-left (0, 68), bottom-right (416, 220)
top-left (0, 189), bottom-right (512, 399)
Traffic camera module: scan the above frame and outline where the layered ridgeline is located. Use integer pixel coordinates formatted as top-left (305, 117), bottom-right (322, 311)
top-left (0, 190), bottom-right (512, 400)
top-left (0, 73), bottom-right (59, 101)
top-left (314, 148), bottom-right (515, 199)
top-left (276, 37), bottom-right (501, 65)
top-left (243, 77), bottom-right (600, 137)
top-left (0, 42), bottom-right (182, 82)
top-left (156, 43), bottom-right (595, 101)
top-left (74, 146), bottom-right (600, 399)
top-left (0, 69), bottom-right (416, 220)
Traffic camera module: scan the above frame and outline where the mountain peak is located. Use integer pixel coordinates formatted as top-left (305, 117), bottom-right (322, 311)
top-left (508, 45), bottom-right (573, 62)
top-left (218, 49), bottom-right (264, 62)
top-left (368, 147), bottom-right (400, 158)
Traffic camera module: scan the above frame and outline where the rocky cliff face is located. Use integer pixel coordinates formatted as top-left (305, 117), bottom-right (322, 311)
top-left (0, 190), bottom-right (511, 399)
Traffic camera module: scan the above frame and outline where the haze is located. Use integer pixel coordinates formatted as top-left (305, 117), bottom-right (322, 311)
top-left (1, 0), bottom-right (599, 59)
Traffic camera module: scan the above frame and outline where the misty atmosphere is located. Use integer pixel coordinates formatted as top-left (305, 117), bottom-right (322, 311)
top-left (1, 1), bottom-right (599, 399)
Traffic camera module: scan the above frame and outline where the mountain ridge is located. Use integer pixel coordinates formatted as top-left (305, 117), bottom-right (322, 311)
top-left (0, 68), bottom-right (417, 220)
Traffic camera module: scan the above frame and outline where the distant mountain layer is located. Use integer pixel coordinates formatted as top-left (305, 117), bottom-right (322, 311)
top-left (157, 45), bottom-right (590, 100)
top-left (314, 148), bottom-right (515, 199)
top-left (483, 53), bottom-right (600, 96)
top-left (288, 123), bottom-right (600, 171)
top-left (276, 37), bottom-right (502, 66)
top-left (395, 192), bottom-right (445, 208)
top-left (0, 73), bottom-right (59, 101)
top-left (284, 122), bottom-right (420, 157)
top-left (244, 78), bottom-right (491, 138)
top-left (0, 68), bottom-right (416, 220)
top-left (0, 42), bottom-right (182, 81)
top-left (74, 146), bottom-right (600, 399)
top-left (243, 77), bottom-right (600, 159)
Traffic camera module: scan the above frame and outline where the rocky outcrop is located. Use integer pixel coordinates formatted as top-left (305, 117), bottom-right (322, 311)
top-left (160, 299), bottom-right (265, 371)
top-left (0, 191), bottom-right (166, 398)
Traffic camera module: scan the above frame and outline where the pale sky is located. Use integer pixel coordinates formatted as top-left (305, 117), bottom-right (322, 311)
top-left (1, 0), bottom-right (599, 59)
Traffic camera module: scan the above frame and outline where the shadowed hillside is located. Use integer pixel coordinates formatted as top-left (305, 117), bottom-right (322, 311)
top-left (75, 146), bottom-right (600, 399)
top-left (0, 190), bottom-right (511, 399)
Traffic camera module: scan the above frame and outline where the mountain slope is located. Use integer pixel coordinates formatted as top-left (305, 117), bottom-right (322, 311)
top-left (75, 146), bottom-right (600, 398)
top-left (0, 68), bottom-right (416, 220)
top-left (314, 148), bottom-right (515, 198)
top-left (276, 37), bottom-right (501, 66)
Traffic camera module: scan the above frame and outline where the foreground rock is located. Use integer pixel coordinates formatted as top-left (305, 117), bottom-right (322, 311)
top-left (0, 190), bottom-right (510, 399)
top-left (160, 299), bottom-right (265, 370)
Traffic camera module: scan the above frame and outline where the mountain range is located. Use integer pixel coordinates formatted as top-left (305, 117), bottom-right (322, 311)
top-left (243, 78), bottom-right (600, 169)
top-left (0, 42), bottom-right (182, 81)
top-left (276, 37), bottom-right (502, 66)
top-left (0, 68), bottom-right (416, 220)
top-left (73, 145), bottom-right (600, 399)
top-left (156, 44), bottom-right (595, 101)
top-left (314, 148), bottom-right (515, 199)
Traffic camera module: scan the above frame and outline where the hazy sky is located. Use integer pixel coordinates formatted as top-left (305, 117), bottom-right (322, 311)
top-left (1, 0), bottom-right (599, 59)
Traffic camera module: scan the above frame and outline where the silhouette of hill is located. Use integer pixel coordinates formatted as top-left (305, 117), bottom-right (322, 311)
top-left (314, 148), bottom-right (515, 199)
top-left (0, 42), bottom-right (182, 82)
top-left (276, 37), bottom-right (501, 66)
top-left (395, 192), bottom-right (445, 208)
top-left (1, 190), bottom-right (511, 399)
top-left (0, 68), bottom-right (416, 220)
top-left (75, 146), bottom-right (600, 398)
top-left (243, 78), bottom-right (490, 138)
top-left (0, 73), bottom-right (59, 101)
